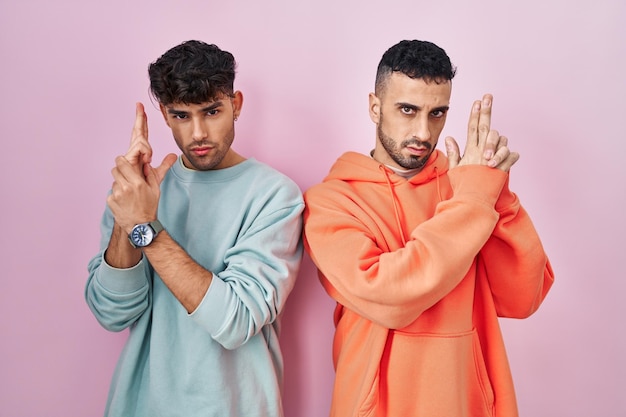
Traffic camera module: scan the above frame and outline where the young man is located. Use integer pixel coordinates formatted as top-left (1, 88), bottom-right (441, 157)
top-left (303, 40), bottom-right (554, 416)
top-left (86, 40), bottom-right (304, 416)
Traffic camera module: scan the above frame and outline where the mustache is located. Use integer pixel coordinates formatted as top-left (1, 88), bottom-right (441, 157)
top-left (188, 141), bottom-right (215, 148)
top-left (400, 138), bottom-right (432, 150)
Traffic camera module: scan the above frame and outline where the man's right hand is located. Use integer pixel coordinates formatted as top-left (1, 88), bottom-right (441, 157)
top-left (445, 94), bottom-right (519, 172)
top-left (108, 103), bottom-right (177, 233)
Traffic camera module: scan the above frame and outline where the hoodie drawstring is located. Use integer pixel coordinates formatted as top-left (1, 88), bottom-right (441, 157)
top-left (379, 166), bottom-right (407, 246)
top-left (434, 166), bottom-right (443, 202)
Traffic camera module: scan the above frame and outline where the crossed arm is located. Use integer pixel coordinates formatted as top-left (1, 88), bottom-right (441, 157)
top-left (450, 94), bottom-right (552, 316)
top-left (305, 94), bottom-right (550, 328)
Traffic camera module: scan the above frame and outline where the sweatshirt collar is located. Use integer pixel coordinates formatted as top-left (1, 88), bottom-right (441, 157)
top-left (170, 155), bottom-right (256, 183)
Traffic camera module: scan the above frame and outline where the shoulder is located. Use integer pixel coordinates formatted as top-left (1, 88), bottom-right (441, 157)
top-left (303, 178), bottom-right (366, 218)
top-left (245, 159), bottom-right (304, 203)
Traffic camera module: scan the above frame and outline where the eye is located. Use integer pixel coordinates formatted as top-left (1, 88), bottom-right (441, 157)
top-left (206, 109), bottom-right (219, 116)
top-left (172, 113), bottom-right (188, 120)
top-left (431, 109), bottom-right (447, 118)
top-left (401, 106), bottom-right (414, 115)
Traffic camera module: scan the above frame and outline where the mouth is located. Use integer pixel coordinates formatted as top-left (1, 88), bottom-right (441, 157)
top-left (191, 146), bottom-right (213, 156)
top-left (406, 145), bottom-right (429, 156)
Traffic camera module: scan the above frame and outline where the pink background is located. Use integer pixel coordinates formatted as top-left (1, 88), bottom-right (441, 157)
top-left (1, 1), bottom-right (624, 416)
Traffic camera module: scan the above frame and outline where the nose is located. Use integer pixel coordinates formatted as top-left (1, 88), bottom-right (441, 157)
top-left (192, 117), bottom-right (208, 142)
top-left (412, 115), bottom-right (431, 142)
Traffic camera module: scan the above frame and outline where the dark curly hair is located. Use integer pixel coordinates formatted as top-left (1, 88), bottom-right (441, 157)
top-left (375, 40), bottom-right (456, 94)
top-left (148, 40), bottom-right (237, 105)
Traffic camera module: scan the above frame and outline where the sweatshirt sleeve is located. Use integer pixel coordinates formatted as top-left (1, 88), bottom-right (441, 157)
top-left (478, 176), bottom-right (554, 318)
top-left (189, 187), bottom-right (304, 350)
top-left (304, 165), bottom-right (507, 329)
top-left (84, 206), bottom-right (151, 332)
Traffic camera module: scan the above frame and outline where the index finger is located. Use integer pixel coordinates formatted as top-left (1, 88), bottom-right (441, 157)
top-left (466, 99), bottom-right (482, 149)
top-left (131, 102), bottom-right (149, 145)
top-left (478, 94), bottom-right (494, 157)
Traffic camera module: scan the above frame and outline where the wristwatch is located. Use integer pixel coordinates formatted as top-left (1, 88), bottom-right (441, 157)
top-left (128, 220), bottom-right (164, 248)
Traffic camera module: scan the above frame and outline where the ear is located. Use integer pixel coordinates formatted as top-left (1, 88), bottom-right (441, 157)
top-left (232, 91), bottom-right (244, 119)
top-left (159, 103), bottom-right (171, 128)
top-left (369, 92), bottom-right (381, 124)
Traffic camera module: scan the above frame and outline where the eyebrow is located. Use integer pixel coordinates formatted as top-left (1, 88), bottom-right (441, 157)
top-left (166, 101), bottom-right (224, 116)
top-left (396, 102), bottom-right (450, 113)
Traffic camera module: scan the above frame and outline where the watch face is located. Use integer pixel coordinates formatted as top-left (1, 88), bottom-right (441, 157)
top-left (130, 224), bottom-right (154, 247)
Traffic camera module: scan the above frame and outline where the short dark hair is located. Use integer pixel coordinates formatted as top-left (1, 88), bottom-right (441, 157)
top-left (148, 40), bottom-right (237, 105)
top-left (375, 40), bottom-right (456, 94)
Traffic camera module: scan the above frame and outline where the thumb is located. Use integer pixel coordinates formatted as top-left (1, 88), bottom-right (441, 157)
top-left (151, 153), bottom-right (177, 185)
top-left (445, 136), bottom-right (461, 169)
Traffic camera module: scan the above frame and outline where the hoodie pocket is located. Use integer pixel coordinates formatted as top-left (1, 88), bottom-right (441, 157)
top-left (357, 369), bottom-right (381, 417)
top-left (471, 330), bottom-right (496, 414)
top-left (379, 328), bottom-right (495, 417)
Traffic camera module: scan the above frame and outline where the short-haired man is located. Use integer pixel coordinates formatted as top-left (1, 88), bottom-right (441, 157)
top-left (303, 39), bottom-right (554, 416)
top-left (86, 40), bottom-right (304, 416)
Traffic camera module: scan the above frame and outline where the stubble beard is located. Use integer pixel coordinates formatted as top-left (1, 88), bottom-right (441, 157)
top-left (180, 124), bottom-right (235, 171)
top-left (377, 122), bottom-right (433, 171)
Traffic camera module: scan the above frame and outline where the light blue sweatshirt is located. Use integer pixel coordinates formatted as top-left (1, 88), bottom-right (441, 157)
top-left (86, 157), bottom-right (304, 417)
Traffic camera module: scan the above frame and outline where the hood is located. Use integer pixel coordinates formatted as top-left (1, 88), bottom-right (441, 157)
top-left (324, 149), bottom-right (450, 185)
top-left (323, 149), bottom-right (450, 246)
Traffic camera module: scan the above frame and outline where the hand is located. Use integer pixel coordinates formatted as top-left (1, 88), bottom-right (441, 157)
top-left (107, 154), bottom-right (176, 233)
top-left (445, 94), bottom-right (519, 172)
top-left (107, 102), bottom-right (177, 232)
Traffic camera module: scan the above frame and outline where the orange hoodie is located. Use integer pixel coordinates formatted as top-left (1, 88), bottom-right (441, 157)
top-left (303, 150), bottom-right (554, 417)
